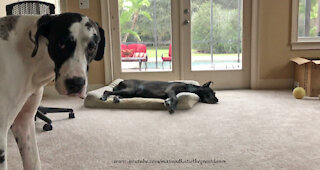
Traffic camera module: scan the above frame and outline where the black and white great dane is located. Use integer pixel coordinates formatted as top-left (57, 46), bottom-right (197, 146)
top-left (0, 13), bottom-right (105, 170)
top-left (100, 80), bottom-right (219, 113)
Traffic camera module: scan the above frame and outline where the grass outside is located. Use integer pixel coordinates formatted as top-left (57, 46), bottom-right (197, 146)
top-left (146, 47), bottom-right (238, 58)
top-left (146, 47), bottom-right (169, 58)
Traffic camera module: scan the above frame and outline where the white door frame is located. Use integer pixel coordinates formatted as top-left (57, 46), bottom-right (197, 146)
top-left (102, 0), bottom-right (181, 82)
top-left (101, 0), bottom-right (252, 89)
top-left (180, 0), bottom-right (251, 89)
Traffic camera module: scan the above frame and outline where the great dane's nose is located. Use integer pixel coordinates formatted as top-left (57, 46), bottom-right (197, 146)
top-left (65, 77), bottom-right (85, 94)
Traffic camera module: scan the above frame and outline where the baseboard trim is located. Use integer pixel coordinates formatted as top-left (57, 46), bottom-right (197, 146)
top-left (43, 84), bottom-right (104, 97)
top-left (254, 78), bottom-right (293, 89)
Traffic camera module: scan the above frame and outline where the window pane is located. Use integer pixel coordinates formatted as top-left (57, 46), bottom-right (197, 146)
top-left (119, 0), bottom-right (172, 72)
top-left (298, 0), bottom-right (320, 38)
top-left (191, 0), bottom-right (242, 71)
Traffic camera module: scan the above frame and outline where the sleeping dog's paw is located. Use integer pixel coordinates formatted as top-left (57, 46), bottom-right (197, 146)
top-left (100, 91), bottom-right (110, 101)
top-left (164, 99), bottom-right (175, 114)
top-left (164, 98), bottom-right (171, 108)
top-left (113, 96), bottom-right (121, 103)
top-left (100, 96), bottom-right (107, 101)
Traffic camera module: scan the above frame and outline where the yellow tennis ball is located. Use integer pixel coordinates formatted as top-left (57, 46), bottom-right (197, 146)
top-left (293, 87), bottom-right (305, 99)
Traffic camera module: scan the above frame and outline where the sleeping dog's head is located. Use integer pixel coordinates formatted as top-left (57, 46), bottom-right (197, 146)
top-left (196, 81), bottom-right (219, 104)
top-left (32, 13), bottom-right (105, 98)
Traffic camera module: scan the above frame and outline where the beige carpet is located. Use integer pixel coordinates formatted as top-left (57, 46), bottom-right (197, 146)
top-left (6, 90), bottom-right (320, 169)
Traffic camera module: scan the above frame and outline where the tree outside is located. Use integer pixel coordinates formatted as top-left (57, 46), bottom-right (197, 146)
top-left (191, 0), bottom-right (241, 54)
top-left (298, 0), bottom-right (320, 37)
top-left (119, 0), bottom-right (243, 71)
top-left (119, 0), bottom-right (153, 42)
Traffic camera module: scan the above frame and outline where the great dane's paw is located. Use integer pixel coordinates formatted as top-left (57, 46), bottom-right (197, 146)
top-left (113, 96), bottom-right (120, 103)
top-left (169, 109), bottom-right (175, 114)
top-left (100, 96), bottom-right (107, 101)
top-left (0, 149), bottom-right (4, 164)
top-left (164, 98), bottom-right (171, 108)
top-left (100, 91), bottom-right (110, 101)
top-left (165, 99), bottom-right (175, 113)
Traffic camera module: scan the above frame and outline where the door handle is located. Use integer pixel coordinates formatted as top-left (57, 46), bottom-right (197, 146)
top-left (184, 20), bottom-right (190, 25)
top-left (184, 9), bottom-right (190, 14)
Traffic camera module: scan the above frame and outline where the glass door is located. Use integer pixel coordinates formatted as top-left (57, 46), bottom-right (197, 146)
top-left (109, 0), bottom-right (181, 81)
top-left (107, 0), bottom-right (251, 88)
top-left (119, 0), bottom-right (172, 72)
top-left (180, 0), bottom-right (251, 89)
top-left (191, 0), bottom-right (242, 71)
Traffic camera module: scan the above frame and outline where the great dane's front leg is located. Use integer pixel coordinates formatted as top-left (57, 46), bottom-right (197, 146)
top-left (0, 106), bottom-right (13, 170)
top-left (11, 88), bottom-right (43, 170)
top-left (100, 89), bottom-right (135, 102)
top-left (0, 127), bottom-right (8, 170)
top-left (165, 91), bottom-right (178, 114)
top-left (100, 91), bottom-right (111, 101)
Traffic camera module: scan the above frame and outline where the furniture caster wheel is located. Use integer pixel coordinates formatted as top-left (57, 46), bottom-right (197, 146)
top-left (43, 124), bottom-right (52, 131)
top-left (69, 112), bottom-right (75, 119)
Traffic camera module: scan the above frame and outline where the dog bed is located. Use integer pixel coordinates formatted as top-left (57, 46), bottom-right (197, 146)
top-left (84, 79), bottom-right (200, 110)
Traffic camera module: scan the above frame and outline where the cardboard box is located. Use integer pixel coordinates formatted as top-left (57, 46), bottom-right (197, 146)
top-left (290, 57), bottom-right (320, 97)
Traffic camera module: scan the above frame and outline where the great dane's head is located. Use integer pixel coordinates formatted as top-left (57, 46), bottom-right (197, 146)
top-left (32, 13), bottom-right (105, 98)
top-left (196, 81), bottom-right (219, 104)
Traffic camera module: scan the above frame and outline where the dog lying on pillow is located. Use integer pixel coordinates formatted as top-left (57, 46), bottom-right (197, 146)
top-left (100, 79), bottom-right (218, 113)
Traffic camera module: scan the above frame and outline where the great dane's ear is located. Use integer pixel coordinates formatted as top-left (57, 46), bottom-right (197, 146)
top-left (202, 81), bottom-right (213, 88)
top-left (31, 15), bottom-right (57, 57)
top-left (95, 25), bottom-right (105, 61)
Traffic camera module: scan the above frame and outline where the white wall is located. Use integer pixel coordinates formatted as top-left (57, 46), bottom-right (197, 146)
top-left (0, 0), bottom-right (17, 17)
top-left (0, 0), bottom-right (60, 17)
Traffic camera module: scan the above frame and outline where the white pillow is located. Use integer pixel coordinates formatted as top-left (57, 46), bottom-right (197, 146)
top-left (84, 79), bottom-right (200, 110)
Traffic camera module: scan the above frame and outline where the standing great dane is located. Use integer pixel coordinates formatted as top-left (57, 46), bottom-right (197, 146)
top-left (0, 13), bottom-right (105, 170)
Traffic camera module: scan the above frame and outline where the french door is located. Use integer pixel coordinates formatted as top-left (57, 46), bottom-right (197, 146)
top-left (181, 0), bottom-right (251, 88)
top-left (105, 0), bottom-right (251, 89)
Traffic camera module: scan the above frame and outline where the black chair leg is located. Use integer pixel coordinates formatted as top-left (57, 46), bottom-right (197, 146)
top-left (36, 110), bottom-right (53, 131)
top-left (38, 107), bottom-right (75, 119)
top-left (36, 110), bottom-right (52, 124)
top-left (38, 106), bottom-right (73, 113)
top-left (35, 107), bottom-right (75, 131)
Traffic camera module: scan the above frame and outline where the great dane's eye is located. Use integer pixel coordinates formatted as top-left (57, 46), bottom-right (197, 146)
top-left (87, 42), bottom-right (96, 53)
top-left (58, 37), bottom-right (73, 49)
top-left (59, 43), bottom-right (66, 49)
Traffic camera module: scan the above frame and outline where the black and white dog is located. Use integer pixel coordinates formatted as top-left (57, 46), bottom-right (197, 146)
top-left (100, 80), bottom-right (218, 113)
top-left (0, 13), bottom-right (105, 170)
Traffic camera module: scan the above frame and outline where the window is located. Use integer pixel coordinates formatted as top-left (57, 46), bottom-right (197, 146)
top-left (117, 0), bottom-right (242, 72)
top-left (191, 0), bottom-right (242, 71)
top-left (118, 0), bottom-right (172, 72)
top-left (292, 0), bottom-right (320, 49)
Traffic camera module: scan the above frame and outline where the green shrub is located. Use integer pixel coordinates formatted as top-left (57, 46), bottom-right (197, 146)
top-left (191, 2), bottom-right (241, 53)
